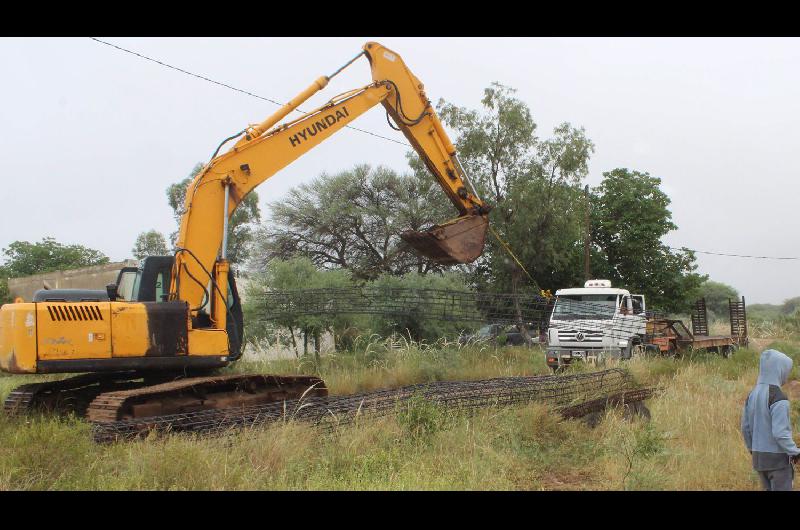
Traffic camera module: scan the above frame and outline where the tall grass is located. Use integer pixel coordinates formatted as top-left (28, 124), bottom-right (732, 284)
top-left (230, 337), bottom-right (547, 395)
top-left (0, 339), bottom-right (788, 490)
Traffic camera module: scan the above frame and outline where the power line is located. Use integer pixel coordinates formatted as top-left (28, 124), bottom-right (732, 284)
top-left (84, 40), bottom-right (800, 264)
top-left (667, 246), bottom-right (800, 260)
top-left (88, 37), bottom-right (410, 148)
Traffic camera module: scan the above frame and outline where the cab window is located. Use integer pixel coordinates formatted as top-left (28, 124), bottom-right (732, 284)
top-left (632, 295), bottom-right (645, 315)
top-left (155, 271), bottom-right (169, 302)
top-left (619, 296), bottom-right (632, 315)
top-left (116, 270), bottom-right (137, 301)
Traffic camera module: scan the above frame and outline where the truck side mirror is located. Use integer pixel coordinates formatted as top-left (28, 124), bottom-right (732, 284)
top-left (106, 283), bottom-right (118, 302)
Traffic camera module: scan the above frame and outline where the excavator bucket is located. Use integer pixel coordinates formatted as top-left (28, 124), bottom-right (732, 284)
top-left (400, 214), bottom-right (489, 265)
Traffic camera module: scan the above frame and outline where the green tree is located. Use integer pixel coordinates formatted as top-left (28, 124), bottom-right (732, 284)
top-left (166, 162), bottom-right (261, 266)
top-left (590, 168), bottom-right (706, 313)
top-left (437, 83), bottom-right (594, 295)
top-left (243, 257), bottom-right (352, 357)
top-left (698, 280), bottom-right (739, 318)
top-left (781, 296), bottom-right (800, 316)
top-left (0, 237), bottom-right (109, 278)
top-left (252, 164), bottom-right (453, 279)
top-left (0, 277), bottom-right (10, 305)
top-left (132, 229), bottom-right (169, 259)
top-left (366, 270), bottom-right (476, 341)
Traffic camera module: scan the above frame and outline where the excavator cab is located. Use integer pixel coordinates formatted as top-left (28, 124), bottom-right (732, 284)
top-left (1, 41), bottom-right (489, 426)
top-left (106, 256), bottom-right (244, 357)
top-left (110, 256), bottom-right (174, 303)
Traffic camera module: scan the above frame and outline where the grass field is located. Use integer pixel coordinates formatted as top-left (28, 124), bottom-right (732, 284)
top-left (0, 335), bottom-right (794, 490)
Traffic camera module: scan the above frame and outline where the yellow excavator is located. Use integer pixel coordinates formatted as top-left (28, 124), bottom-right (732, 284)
top-left (0, 42), bottom-right (490, 422)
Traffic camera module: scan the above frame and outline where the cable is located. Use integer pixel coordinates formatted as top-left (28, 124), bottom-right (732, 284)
top-left (210, 128), bottom-right (246, 160)
top-left (173, 247), bottom-right (244, 361)
top-left (89, 37), bottom-right (409, 147)
top-left (488, 225), bottom-right (539, 290)
top-left (384, 80), bottom-right (429, 126)
top-left (667, 246), bottom-right (800, 260)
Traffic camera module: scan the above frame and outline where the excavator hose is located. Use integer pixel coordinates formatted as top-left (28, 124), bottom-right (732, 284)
top-left (173, 247), bottom-right (244, 362)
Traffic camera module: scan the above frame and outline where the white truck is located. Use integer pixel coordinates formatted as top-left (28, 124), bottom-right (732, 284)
top-left (545, 279), bottom-right (648, 371)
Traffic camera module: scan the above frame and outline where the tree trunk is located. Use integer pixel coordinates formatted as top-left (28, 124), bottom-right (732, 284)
top-left (511, 269), bottom-right (533, 347)
top-left (314, 330), bottom-right (321, 364)
top-left (288, 325), bottom-right (299, 358)
top-left (303, 327), bottom-right (308, 356)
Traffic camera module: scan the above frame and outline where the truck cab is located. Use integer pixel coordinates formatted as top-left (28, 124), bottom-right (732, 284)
top-left (545, 279), bottom-right (646, 371)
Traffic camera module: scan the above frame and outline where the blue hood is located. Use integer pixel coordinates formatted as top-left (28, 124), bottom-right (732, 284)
top-left (757, 349), bottom-right (793, 386)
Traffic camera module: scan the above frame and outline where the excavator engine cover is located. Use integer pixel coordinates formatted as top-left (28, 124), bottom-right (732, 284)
top-left (400, 214), bottom-right (488, 265)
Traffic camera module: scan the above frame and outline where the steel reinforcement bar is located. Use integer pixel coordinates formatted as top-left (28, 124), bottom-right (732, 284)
top-left (91, 368), bottom-right (651, 443)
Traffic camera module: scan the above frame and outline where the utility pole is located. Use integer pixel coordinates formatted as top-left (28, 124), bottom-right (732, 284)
top-left (584, 184), bottom-right (591, 281)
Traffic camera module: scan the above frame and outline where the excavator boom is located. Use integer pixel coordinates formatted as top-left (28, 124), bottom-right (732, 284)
top-left (174, 42), bottom-right (489, 318)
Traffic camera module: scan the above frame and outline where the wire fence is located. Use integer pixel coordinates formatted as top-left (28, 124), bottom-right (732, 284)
top-left (247, 287), bottom-right (676, 338)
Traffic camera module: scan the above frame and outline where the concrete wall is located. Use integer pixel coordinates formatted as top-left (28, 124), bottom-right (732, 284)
top-left (8, 260), bottom-right (139, 302)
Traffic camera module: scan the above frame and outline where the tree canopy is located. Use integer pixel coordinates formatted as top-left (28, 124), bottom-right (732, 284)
top-left (437, 82), bottom-right (594, 293)
top-left (243, 256), bottom-right (353, 356)
top-left (250, 164), bottom-right (453, 279)
top-left (243, 256), bottom-right (476, 350)
top-left (698, 280), bottom-right (739, 317)
top-left (132, 229), bottom-right (169, 259)
top-left (590, 168), bottom-right (706, 313)
top-left (0, 237), bottom-right (109, 278)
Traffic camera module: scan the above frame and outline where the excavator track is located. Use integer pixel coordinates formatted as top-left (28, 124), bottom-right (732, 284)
top-left (86, 373), bottom-right (327, 423)
top-left (3, 372), bottom-right (151, 418)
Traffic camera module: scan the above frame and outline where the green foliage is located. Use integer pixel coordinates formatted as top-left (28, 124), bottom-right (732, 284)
top-left (395, 394), bottom-right (447, 439)
top-left (166, 163), bottom-right (261, 266)
top-left (698, 280), bottom-right (739, 318)
top-left (590, 168), bottom-right (705, 313)
top-left (748, 298), bottom-right (800, 326)
top-left (243, 257), bottom-right (353, 355)
top-left (437, 82), bottom-right (594, 293)
top-left (244, 257), bottom-right (478, 350)
top-left (366, 270), bottom-right (476, 342)
top-left (620, 423), bottom-right (668, 490)
top-left (0, 277), bottom-right (10, 305)
top-left (747, 303), bottom-right (783, 323)
top-left (781, 297), bottom-right (800, 316)
top-left (132, 229), bottom-right (169, 259)
top-left (0, 237), bottom-right (109, 278)
top-left (251, 164), bottom-right (453, 279)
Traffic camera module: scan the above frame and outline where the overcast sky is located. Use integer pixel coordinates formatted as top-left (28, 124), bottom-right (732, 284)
top-left (1, 37), bottom-right (798, 304)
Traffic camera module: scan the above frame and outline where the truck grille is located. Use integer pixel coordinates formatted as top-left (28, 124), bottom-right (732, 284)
top-left (46, 304), bottom-right (104, 322)
top-left (557, 329), bottom-right (603, 343)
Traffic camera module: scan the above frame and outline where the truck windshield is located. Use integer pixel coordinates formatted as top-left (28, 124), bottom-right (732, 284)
top-left (551, 294), bottom-right (618, 320)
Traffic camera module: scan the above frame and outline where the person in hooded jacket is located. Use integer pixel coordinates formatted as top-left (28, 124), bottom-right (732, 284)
top-left (741, 349), bottom-right (800, 490)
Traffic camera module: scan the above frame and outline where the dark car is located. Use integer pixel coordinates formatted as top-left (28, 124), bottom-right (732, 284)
top-left (459, 323), bottom-right (540, 346)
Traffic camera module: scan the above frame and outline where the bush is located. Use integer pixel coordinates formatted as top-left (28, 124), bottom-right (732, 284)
top-left (395, 394), bottom-right (448, 439)
top-left (361, 271), bottom-right (477, 343)
top-left (0, 277), bottom-right (10, 305)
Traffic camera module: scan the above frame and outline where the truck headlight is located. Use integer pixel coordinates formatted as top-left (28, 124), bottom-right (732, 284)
top-left (618, 340), bottom-right (628, 347)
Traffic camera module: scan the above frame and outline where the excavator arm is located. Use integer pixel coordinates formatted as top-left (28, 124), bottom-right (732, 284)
top-left (173, 42), bottom-right (490, 327)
